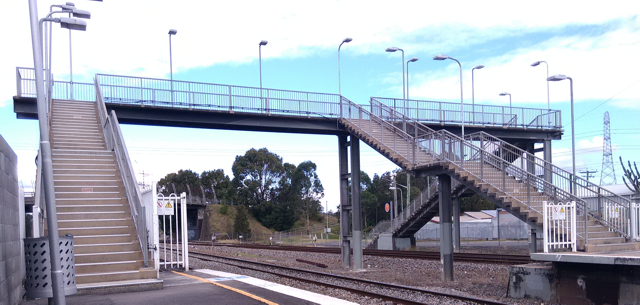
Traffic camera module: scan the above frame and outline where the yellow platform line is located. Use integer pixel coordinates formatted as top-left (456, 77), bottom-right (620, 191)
top-left (171, 271), bottom-right (279, 305)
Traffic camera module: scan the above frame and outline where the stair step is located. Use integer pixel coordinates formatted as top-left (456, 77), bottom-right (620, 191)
top-left (74, 241), bottom-right (140, 254)
top-left (75, 269), bottom-right (157, 285)
top-left (73, 235), bottom-right (136, 246)
top-left (76, 260), bottom-right (144, 274)
top-left (584, 242), bottom-right (640, 253)
top-left (54, 180), bottom-right (122, 187)
top-left (57, 205), bottom-right (127, 213)
top-left (75, 251), bottom-right (142, 264)
top-left (586, 237), bottom-right (626, 245)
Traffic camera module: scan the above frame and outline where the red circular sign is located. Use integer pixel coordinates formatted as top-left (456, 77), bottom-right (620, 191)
top-left (385, 203), bottom-right (390, 213)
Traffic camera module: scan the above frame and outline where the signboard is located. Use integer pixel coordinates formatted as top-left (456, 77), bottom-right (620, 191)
top-left (552, 206), bottom-right (566, 220)
top-left (157, 199), bottom-right (175, 216)
top-left (324, 228), bottom-right (331, 233)
top-left (385, 203), bottom-right (390, 213)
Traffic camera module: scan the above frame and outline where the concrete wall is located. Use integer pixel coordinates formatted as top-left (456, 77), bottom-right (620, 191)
top-left (0, 134), bottom-right (23, 305)
top-left (415, 213), bottom-right (530, 240)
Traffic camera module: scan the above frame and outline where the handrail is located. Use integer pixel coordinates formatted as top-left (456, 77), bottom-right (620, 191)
top-left (465, 131), bottom-right (634, 240)
top-left (95, 77), bottom-right (149, 267)
top-left (373, 96), bottom-right (562, 130)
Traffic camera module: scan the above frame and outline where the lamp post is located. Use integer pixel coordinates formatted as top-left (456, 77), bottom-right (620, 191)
top-left (389, 186), bottom-right (404, 212)
top-left (406, 57), bottom-right (418, 100)
top-left (29, 1), bottom-right (87, 302)
top-left (259, 40), bottom-right (268, 89)
top-left (168, 29), bottom-right (177, 105)
top-left (547, 74), bottom-right (576, 191)
top-left (531, 61), bottom-right (550, 111)
top-left (499, 92), bottom-right (511, 115)
top-left (338, 38), bottom-right (352, 96)
top-left (386, 47), bottom-right (405, 109)
top-left (471, 65), bottom-right (484, 124)
top-left (434, 54), bottom-right (464, 137)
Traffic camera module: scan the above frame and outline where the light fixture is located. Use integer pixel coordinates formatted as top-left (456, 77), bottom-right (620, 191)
top-left (168, 29), bottom-right (177, 35)
top-left (259, 40), bottom-right (268, 46)
top-left (433, 54), bottom-right (449, 60)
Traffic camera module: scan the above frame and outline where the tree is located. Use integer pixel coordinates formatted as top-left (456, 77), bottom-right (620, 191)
top-left (201, 169), bottom-right (233, 204)
top-left (158, 169), bottom-right (201, 196)
top-left (295, 161), bottom-right (324, 234)
top-left (232, 148), bottom-right (285, 208)
top-left (233, 205), bottom-right (251, 238)
top-left (254, 163), bottom-right (302, 231)
top-left (620, 157), bottom-right (640, 193)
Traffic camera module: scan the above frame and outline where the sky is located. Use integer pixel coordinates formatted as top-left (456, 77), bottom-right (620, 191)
top-left (1, 0), bottom-right (639, 212)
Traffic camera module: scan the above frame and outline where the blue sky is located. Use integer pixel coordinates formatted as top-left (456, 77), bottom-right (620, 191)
top-left (1, 1), bottom-right (639, 211)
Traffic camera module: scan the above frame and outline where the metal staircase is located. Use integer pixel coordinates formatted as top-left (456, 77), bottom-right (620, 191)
top-left (47, 99), bottom-right (156, 284)
top-left (341, 97), bottom-right (638, 252)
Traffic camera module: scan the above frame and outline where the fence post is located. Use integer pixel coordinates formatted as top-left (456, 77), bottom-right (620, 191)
top-left (543, 201), bottom-right (548, 253)
top-left (228, 85), bottom-right (233, 112)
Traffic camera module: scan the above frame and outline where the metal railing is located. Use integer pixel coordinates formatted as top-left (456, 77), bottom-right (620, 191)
top-left (373, 97), bottom-right (562, 130)
top-left (95, 77), bottom-right (149, 267)
top-left (95, 74), bottom-right (342, 119)
top-left (465, 131), bottom-right (635, 241)
top-left (16, 67), bottom-right (95, 102)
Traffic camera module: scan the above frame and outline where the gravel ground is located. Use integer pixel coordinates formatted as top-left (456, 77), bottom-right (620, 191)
top-left (187, 245), bottom-right (554, 305)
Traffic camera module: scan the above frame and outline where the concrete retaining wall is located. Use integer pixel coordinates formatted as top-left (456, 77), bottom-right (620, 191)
top-left (0, 134), bottom-right (23, 305)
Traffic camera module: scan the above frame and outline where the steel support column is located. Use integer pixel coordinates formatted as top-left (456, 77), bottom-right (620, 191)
top-left (529, 223), bottom-right (538, 254)
top-left (453, 196), bottom-right (461, 253)
top-left (438, 174), bottom-right (454, 281)
top-left (338, 135), bottom-right (351, 268)
top-left (350, 136), bottom-right (363, 270)
top-left (543, 140), bottom-right (552, 185)
top-left (525, 143), bottom-right (535, 176)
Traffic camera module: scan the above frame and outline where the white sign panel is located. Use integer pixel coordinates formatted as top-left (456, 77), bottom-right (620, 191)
top-left (157, 199), bottom-right (175, 216)
top-left (552, 206), bottom-right (566, 220)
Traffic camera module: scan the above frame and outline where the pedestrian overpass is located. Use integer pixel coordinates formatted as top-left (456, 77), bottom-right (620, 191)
top-left (12, 67), bottom-right (640, 302)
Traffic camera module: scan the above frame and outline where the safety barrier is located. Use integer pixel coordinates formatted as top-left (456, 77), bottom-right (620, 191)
top-left (543, 201), bottom-right (577, 253)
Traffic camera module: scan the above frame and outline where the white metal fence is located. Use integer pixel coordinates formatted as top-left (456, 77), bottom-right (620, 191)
top-left (543, 201), bottom-right (577, 253)
top-left (140, 184), bottom-right (189, 270)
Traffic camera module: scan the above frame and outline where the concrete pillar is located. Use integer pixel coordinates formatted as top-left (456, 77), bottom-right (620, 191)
top-left (543, 139), bottom-right (552, 185)
top-left (453, 196), bottom-right (461, 253)
top-left (338, 135), bottom-right (351, 268)
top-left (438, 174), bottom-right (454, 282)
top-left (350, 136), bottom-right (363, 270)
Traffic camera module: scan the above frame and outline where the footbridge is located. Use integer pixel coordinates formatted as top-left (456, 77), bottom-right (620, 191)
top-left (13, 67), bottom-right (639, 294)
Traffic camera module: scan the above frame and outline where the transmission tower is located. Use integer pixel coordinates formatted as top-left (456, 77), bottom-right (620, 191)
top-left (600, 111), bottom-right (617, 185)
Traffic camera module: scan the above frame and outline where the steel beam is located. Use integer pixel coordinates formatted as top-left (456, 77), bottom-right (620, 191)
top-left (438, 174), bottom-right (454, 281)
top-left (338, 135), bottom-right (351, 268)
top-left (543, 139), bottom-right (552, 185)
top-left (350, 136), bottom-right (363, 270)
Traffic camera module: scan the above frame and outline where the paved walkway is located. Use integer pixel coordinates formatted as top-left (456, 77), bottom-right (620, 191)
top-left (20, 269), bottom-right (356, 305)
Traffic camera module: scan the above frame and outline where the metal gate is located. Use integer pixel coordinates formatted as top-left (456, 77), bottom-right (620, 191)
top-left (543, 201), bottom-right (577, 253)
top-left (141, 183), bottom-right (189, 271)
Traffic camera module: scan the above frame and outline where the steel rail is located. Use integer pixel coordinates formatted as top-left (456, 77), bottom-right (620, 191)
top-left (176, 247), bottom-right (508, 305)
top-left (187, 242), bottom-right (532, 264)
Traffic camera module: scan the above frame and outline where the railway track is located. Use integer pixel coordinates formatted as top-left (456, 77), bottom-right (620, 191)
top-left (175, 246), bottom-right (509, 305)
top-left (188, 242), bottom-right (532, 265)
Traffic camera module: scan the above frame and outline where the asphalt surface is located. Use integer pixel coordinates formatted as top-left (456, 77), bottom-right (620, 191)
top-left (20, 270), bottom-right (319, 305)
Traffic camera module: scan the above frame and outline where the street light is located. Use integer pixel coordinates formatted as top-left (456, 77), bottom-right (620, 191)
top-left (547, 74), bottom-right (576, 189)
top-left (471, 64), bottom-right (484, 124)
top-left (338, 37), bottom-right (352, 96)
top-left (499, 92), bottom-right (512, 116)
top-left (531, 61), bottom-right (550, 111)
top-left (389, 186), bottom-right (404, 211)
top-left (434, 54), bottom-right (465, 137)
top-left (259, 40), bottom-right (268, 89)
top-left (386, 47), bottom-right (405, 108)
top-left (168, 29), bottom-right (177, 105)
top-left (406, 57), bottom-right (418, 99)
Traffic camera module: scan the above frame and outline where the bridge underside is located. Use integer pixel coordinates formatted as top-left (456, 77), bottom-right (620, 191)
top-left (14, 97), bottom-right (562, 143)
top-left (13, 97), bottom-right (348, 136)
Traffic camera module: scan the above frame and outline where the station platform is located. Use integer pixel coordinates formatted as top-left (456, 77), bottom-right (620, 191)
top-left (20, 269), bottom-right (356, 305)
top-left (531, 249), bottom-right (640, 265)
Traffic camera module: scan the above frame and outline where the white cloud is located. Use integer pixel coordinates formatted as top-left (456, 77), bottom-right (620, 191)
top-left (578, 136), bottom-right (603, 150)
